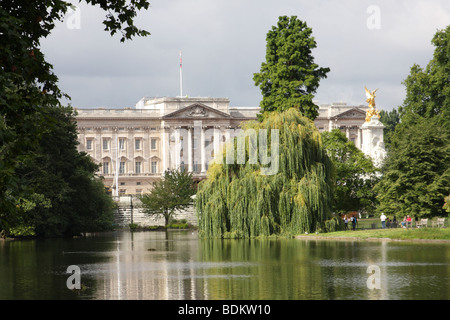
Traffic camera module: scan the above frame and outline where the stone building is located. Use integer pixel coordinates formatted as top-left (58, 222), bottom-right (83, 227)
top-left (75, 98), bottom-right (384, 195)
top-left (314, 102), bottom-right (370, 148)
top-left (75, 97), bottom-right (259, 195)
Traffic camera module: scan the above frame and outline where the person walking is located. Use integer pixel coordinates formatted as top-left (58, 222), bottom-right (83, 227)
top-left (351, 215), bottom-right (357, 231)
top-left (380, 212), bottom-right (387, 229)
top-left (344, 215), bottom-right (348, 230)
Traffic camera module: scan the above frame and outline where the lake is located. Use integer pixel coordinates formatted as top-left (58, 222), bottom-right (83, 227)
top-left (0, 230), bottom-right (449, 300)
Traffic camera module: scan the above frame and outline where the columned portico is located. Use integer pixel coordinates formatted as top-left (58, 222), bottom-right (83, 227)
top-left (75, 98), bottom-right (386, 194)
top-left (75, 97), bottom-right (257, 194)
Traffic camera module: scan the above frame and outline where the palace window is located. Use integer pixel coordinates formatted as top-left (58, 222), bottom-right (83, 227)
top-left (193, 161), bottom-right (199, 172)
top-left (151, 161), bottom-right (157, 174)
top-left (119, 161), bottom-right (125, 174)
top-left (135, 139), bottom-right (141, 150)
top-left (119, 138), bottom-right (126, 151)
top-left (135, 161), bottom-right (141, 174)
top-left (103, 162), bottom-right (109, 174)
top-left (86, 139), bottom-right (93, 150)
top-left (103, 138), bottom-right (109, 150)
top-left (151, 138), bottom-right (157, 150)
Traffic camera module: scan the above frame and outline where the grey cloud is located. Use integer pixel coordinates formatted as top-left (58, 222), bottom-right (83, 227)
top-left (41, 0), bottom-right (450, 110)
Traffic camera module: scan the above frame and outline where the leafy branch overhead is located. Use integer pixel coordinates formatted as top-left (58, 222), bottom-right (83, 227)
top-left (85, 0), bottom-right (151, 42)
top-left (0, 0), bottom-right (151, 237)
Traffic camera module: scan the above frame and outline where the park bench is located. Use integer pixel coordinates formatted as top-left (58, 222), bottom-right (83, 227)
top-left (432, 218), bottom-right (445, 228)
top-left (416, 218), bottom-right (428, 228)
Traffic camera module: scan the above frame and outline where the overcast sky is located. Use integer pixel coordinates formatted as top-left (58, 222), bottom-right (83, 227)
top-left (40, 0), bottom-right (450, 111)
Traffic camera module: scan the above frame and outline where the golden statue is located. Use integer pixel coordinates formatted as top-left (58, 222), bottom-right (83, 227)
top-left (364, 86), bottom-right (380, 122)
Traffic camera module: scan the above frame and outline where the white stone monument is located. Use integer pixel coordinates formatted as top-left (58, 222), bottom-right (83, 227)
top-left (361, 87), bottom-right (387, 168)
top-left (361, 117), bottom-right (386, 168)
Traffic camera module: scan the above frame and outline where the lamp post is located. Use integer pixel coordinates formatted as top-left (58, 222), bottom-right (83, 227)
top-left (129, 194), bottom-right (133, 225)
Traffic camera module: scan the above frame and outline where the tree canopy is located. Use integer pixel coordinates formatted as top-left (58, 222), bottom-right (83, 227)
top-left (379, 109), bottom-right (400, 150)
top-left (374, 118), bottom-right (449, 218)
top-left (374, 25), bottom-right (450, 219)
top-left (140, 169), bottom-right (196, 226)
top-left (196, 108), bottom-right (341, 238)
top-left (399, 25), bottom-right (449, 126)
top-left (253, 16), bottom-right (330, 121)
top-left (0, 0), bottom-right (150, 237)
top-left (321, 129), bottom-right (379, 215)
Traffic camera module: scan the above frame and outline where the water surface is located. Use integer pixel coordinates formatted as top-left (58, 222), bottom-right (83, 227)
top-left (1, 230), bottom-right (449, 300)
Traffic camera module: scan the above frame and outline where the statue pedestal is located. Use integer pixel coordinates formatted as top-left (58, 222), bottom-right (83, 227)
top-left (361, 117), bottom-right (386, 168)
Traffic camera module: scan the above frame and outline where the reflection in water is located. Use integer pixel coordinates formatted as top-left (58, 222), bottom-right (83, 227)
top-left (0, 231), bottom-right (449, 300)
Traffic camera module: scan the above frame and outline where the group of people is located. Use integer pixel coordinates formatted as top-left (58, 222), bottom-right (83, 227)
top-left (381, 213), bottom-right (412, 228)
top-left (342, 213), bottom-right (413, 230)
top-left (343, 215), bottom-right (357, 230)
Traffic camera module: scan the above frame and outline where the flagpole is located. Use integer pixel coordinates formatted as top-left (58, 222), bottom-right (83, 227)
top-left (179, 50), bottom-right (183, 97)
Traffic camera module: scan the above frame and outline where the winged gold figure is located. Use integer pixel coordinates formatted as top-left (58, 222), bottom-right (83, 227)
top-left (364, 86), bottom-right (380, 122)
top-left (364, 86), bottom-right (378, 108)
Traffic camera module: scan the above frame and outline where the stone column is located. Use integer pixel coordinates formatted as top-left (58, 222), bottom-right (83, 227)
top-left (357, 127), bottom-right (362, 149)
top-left (213, 126), bottom-right (221, 164)
top-left (193, 121), bottom-right (202, 173)
top-left (174, 126), bottom-right (181, 169)
top-left (200, 125), bottom-right (206, 173)
top-left (161, 124), bottom-right (170, 173)
top-left (127, 127), bottom-right (134, 174)
top-left (78, 127), bottom-right (86, 152)
top-left (95, 127), bottom-right (102, 162)
top-left (187, 126), bottom-right (193, 172)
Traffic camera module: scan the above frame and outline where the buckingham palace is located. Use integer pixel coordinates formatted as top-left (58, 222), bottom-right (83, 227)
top-left (75, 96), bottom-right (377, 195)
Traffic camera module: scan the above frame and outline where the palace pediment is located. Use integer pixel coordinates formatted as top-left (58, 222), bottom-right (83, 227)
top-left (162, 103), bottom-right (231, 119)
top-left (334, 108), bottom-right (366, 119)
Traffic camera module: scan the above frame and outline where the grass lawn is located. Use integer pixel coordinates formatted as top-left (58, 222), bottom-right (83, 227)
top-left (296, 227), bottom-right (450, 241)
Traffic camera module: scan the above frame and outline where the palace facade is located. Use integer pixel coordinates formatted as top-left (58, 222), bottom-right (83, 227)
top-left (75, 97), bottom-right (376, 195)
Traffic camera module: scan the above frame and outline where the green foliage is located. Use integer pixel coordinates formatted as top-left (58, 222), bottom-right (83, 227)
top-left (129, 223), bottom-right (139, 231)
top-left (379, 109), bottom-right (400, 149)
top-left (140, 169), bottom-right (196, 226)
top-left (166, 223), bottom-right (189, 229)
top-left (399, 25), bottom-right (449, 126)
top-left (444, 195), bottom-right (450, 213)
top-left (321, 129), bottom-right (379, 215)
top-left (196, 108), bottom-right (337, 238)
top-left (253, 16), bottom-right (330, 121)
top-left (8, 225), bottom-right (36, 238)
top-left (84, 0), bottom-right (151, 42)
top-left (0, 0), bottom-right (149, 236)
top-left (375, 118), bottom-right (449, 218)
top-left (375, 25), bottom-right (450, 220)
top-left (13, 106), bottom-right (116, 237)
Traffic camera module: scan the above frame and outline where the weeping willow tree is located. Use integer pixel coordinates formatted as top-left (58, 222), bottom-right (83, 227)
top-left (196, 108), bottom-right (341, 238)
